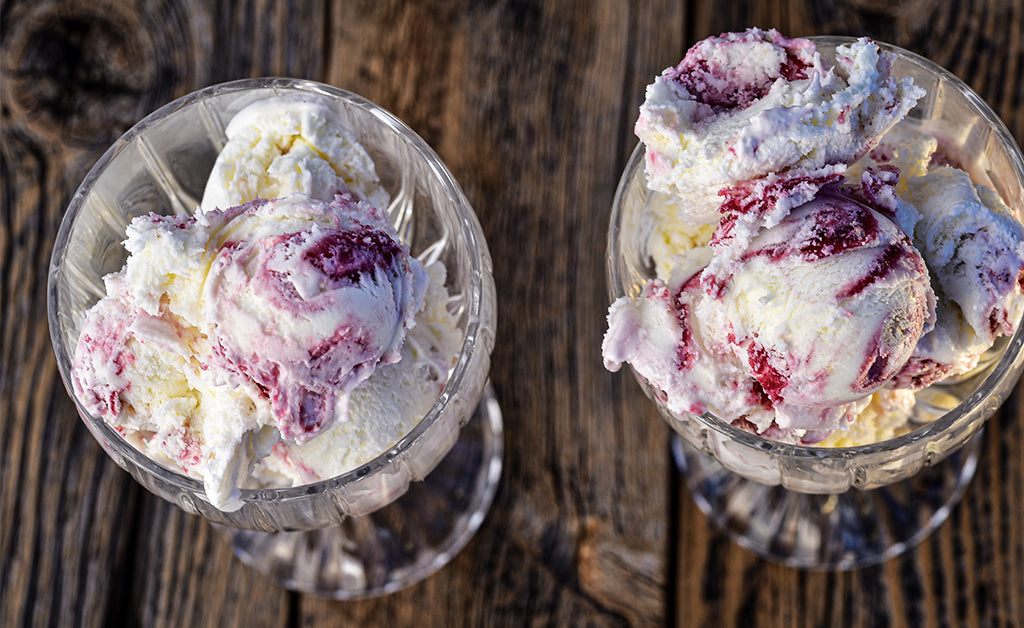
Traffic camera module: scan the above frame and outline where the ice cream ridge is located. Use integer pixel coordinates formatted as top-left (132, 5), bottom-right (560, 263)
top-left (603, 28), bottom-right (1024, 446)
top-left (72, 96), bottom-right (462, 509)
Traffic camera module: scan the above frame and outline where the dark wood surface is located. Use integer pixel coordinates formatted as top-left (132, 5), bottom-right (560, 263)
top-left (3, 1), bottom-right (1023, 626)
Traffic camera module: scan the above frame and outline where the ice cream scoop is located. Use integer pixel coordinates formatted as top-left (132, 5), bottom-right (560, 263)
top-left (603, 273), bottom-right (766, 425)
top-left (699, 190), bottom-right (934, 432)
top-left (636, 28), bottom-right (923, 223)
top-left (72, 264), bottom-right (279, 508)
top-left (606, 188), bottom-right (935, 440)
top-left (201, 97), bottom-right (389, 212)
top-left (893, 166), bottom-right (1024, 387)
top-left (198, 194), bottom-right (429, 442)
top-left (908, 167), bottom-right (1024, 343)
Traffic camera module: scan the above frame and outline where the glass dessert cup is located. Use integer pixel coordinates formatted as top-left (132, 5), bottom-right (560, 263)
top-left (48, 78), bottom-right (502, 598)
top-left (608, 39), bottom-right (1024, 570)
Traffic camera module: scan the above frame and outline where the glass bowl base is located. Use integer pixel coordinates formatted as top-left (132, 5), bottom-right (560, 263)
top-left (214, 383), bottom-right (503, 598)
top-left (672, 429), bottom-right (982, 570)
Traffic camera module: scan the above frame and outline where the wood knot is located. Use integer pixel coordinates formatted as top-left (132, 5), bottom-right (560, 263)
top-left (3, 2), bottom-right (165, 148)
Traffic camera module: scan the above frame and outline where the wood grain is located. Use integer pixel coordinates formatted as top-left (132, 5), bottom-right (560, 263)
top-left (2, 1), bottom-right (1023, 626)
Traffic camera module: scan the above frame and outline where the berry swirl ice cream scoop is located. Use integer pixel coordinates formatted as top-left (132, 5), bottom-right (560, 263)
top-left (605, 187), bottom-right (935, 442)
top-left (636, 28), bottom-right (923, 223)
top-left (199, 194), bottom-right (429, 442)
top-left (700, 190), bottom-right (934, 431)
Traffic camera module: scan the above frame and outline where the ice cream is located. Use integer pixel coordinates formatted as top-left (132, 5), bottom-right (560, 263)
top-left (254, 261), bottom-right (461, 484)
top-left (814, 388), bottom-right (917, 447)
top-left (635, 28), bottom-right (923, 224)
top-left (604, 29), bottom-right (1024, 445)
top-left (72, 97), bottom-right (462, 509)
top-left (895, 165), bottom-right (1024, 387)
top-left (201, 97), bottom-right (389, 212)
top-left (605, 185), bottom-right (936, 440)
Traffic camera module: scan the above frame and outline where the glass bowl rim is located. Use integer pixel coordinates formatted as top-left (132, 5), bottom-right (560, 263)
top-left (48, 77), bottom-right (491, 505)
top-left (607, 37), bottom-right (1024, 460)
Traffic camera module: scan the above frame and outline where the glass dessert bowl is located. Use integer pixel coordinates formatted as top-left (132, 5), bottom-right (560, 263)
top-left (608, 38), bottom-right (1024, 569)
top-left (48, 78), bottom-right (501, 597)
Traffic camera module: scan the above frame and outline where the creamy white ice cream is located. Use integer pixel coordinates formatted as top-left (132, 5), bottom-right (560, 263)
top-left (201, 97), bottom-right (389, 212)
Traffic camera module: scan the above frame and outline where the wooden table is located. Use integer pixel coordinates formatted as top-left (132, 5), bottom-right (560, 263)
top-left (3, 1), bottom-right (1023, 626)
